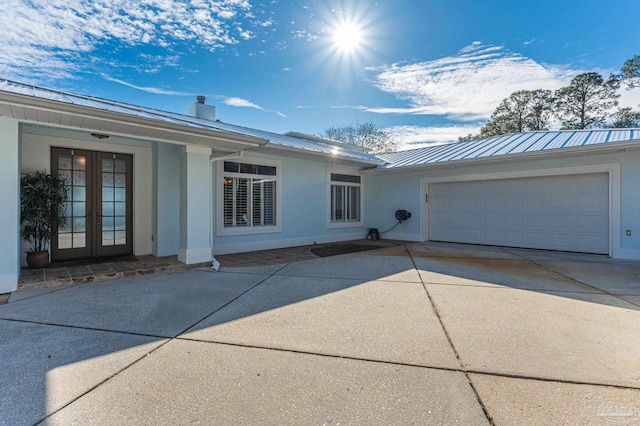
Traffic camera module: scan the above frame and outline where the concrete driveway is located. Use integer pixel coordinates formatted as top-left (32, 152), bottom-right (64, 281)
top-left (1, 242), bottom-right (639, 425)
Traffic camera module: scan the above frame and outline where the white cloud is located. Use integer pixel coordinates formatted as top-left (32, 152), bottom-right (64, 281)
top-left (387, 125), bottom-right (483, 149)
top-left (101, 75), bottom-right (193, 96)
top-left (292, 30), bottom-right (318, 41)
top-left (366, 42), bottom-right (581, 121)
top-left (619, 87), bottom-right (640, 110)
top-left (224, 97), bottom-right (263, 109)
top-left (0, 0), bottom-right (255, 81)
top-left (223, 97), bottom-right (285, 117)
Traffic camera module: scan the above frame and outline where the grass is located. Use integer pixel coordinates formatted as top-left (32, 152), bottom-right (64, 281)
top-left (311, 244), bottom-right (385, 258)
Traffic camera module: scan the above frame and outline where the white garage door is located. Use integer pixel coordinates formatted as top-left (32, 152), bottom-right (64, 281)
top-left (428, 173), bottom-right (609, 254)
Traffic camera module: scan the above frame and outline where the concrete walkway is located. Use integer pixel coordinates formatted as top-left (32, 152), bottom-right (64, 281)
top-left (0, 242), bottom-right (638, 425)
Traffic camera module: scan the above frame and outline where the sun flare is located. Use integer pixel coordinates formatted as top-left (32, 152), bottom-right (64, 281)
top-left (332, 22), bottom-right (362, 52)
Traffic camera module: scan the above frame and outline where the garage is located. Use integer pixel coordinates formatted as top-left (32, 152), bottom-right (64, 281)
top-left (427, 173), bottom-right (610, 254)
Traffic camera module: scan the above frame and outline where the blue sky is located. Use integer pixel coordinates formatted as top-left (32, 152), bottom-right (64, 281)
top-left (2, 0), bottom-right (639, 148)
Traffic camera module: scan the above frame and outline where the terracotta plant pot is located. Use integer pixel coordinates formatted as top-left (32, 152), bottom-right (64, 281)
top-left (26, 251), bottom-right (50, 269)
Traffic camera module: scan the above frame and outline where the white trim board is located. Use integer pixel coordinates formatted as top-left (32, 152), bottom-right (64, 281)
top-left (419, 164), bottom-right (622, 258)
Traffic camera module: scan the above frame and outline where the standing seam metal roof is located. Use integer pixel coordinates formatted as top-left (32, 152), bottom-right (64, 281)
top-left (377, 129), bottom-right (640, 169)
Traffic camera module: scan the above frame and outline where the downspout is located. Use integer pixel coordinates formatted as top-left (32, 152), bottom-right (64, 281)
top-left (208, 151), bottom-right (244, 271)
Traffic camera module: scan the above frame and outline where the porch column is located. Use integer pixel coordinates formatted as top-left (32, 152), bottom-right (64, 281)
top-left (178, 145), bottom-right (212, 264)
top-left (0, 118), bottom-right (20, 293)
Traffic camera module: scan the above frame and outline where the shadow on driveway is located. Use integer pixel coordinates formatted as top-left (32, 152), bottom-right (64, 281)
top-left (0, 242), bottom-right (638, 425)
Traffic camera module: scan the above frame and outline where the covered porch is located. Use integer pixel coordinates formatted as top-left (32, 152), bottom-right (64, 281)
top-left (0, 80), bottom-right (267, 294)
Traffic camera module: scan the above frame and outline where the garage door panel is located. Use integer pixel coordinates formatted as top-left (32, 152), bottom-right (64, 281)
top-left (526, 195), bottom-right (549, 210)
top-left (503, 196), bottom-right (525, 211)
top-left (551, 214), bottom-right (575, 229)
top-left (484, 214), bottom-right (503, 226)
top-left (550, 194), bottom-right (575, 210)
top-left (580, 173), bottom-right (610, 190)
top-left (576, 193), bottom-right (609, 210)
top-left (464, 197), bottom-right (483, 210)
top-left (504, 231), bottom-right (525, 245)
top-left (524, 214), bottom-right (547, 227)
top-left (576, 214), bottom-right (608, 230)
top-left (576, 235), bottom-right (609, 251)
top-left (428, 173), bottom-right (609, 254)
top-left (463, 230), bottom-right (483, 242)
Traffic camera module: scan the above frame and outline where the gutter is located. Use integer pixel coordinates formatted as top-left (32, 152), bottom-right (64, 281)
top-left (210, 151), bottom-right (245, 163)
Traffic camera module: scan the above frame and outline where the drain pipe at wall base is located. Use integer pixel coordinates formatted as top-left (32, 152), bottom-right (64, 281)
top-left (208, 151), bottom-right (245, 271)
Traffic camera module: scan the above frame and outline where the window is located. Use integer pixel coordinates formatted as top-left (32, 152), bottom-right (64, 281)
top-left (218, 159), bottom-right (281, 235)
top-left (330, 172), bottom-right (362, 225)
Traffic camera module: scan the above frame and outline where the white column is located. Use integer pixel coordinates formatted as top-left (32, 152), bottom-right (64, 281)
top-left (178, 145), bottom-right (212, 264)
top-left (0, 118), bottom-right (20, 293)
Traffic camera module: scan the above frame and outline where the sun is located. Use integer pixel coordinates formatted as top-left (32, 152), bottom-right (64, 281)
top-left (332, 21), bottom-right (363, 53)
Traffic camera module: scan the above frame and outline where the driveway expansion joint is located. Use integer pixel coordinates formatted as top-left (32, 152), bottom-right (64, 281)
top-left (0, 317), bottom-right (170, 340)
top-left (174, 262), bottom-right (290, 337)
top-left (510, 251), bottom-right (640, 308)
top-left (406, 244), bottom-right (496, 426)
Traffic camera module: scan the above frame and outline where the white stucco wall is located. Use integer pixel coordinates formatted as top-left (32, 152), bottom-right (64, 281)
top-left (211, 151), bottom-right (369, 255)
top-left (20, 126), bottom-right (153, 264)
top-left (153, 142), bottom-right (181, 257)
top-left (365, 150), bottom-right (640, 259)
top-left (0, 118), bottom-right (20, 293)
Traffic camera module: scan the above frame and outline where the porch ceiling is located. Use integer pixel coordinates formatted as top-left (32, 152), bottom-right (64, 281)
top-left (0, 92), bottom-right (267, 152)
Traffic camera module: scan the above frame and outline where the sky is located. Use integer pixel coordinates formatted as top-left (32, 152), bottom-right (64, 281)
top-left (2, 0), bottom-right (640, 149)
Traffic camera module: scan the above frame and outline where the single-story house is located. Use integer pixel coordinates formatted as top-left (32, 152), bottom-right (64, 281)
top-left (1, 78), bottom-right (639, 293)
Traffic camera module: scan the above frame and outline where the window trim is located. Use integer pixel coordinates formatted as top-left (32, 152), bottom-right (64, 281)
top-left (216, 157), bottom-right (282, 237)
top-left (327, 168), bottom-right (364, 229)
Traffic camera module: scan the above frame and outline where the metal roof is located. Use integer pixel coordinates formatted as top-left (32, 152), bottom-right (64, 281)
top-left (377, 129), bottom-right (640, 169)
top-left (0, 79), bottom-right (383, 165)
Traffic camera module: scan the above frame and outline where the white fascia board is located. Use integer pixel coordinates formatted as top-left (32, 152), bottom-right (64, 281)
top-left (261, 143), bottom-right (384, 167)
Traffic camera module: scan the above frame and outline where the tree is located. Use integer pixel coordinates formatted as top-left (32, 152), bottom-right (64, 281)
top-left (527, 89), bottom-right (556, 131)
top-left (458, 133), bottom-right (477, 142)
top-left (322, 122), bottom-right (397, 153)
top-left (620, 55), bottom-right (640, 88)
top-left (554, 72), bottom-right (620, 129)
top-left (488, 90), bottom-right (554, 134)
top-left (607, 107), bottom-right (640, 128)
top-left (458, 89), bottom-right (554, 141)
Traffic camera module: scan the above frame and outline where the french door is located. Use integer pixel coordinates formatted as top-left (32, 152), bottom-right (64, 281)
top-left (51, 147), bottom-right (133, 261)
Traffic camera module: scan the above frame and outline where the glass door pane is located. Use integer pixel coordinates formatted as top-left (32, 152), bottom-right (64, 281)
top-left (96, 152), bottom-right (133, 257)
top-left (51, 148), bottom-right (93, 261)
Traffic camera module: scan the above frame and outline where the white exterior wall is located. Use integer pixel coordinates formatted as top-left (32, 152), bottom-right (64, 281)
top-left (152, 142), bottom-right (181, 257)
top-left (365, 150), bottom-right (640, 259)
top-left (211, 151), bottom-right (368, 255)
top-left (0, 118), bottom-right (20, 293)
top-left (20, 126), bottom-right (154, 265)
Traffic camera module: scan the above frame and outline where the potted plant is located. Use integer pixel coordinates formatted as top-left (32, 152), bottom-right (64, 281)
top-left (20, 170), bottom-right (69, 269)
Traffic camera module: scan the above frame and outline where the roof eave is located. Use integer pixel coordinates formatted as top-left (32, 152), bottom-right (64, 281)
top-left (0, 91), bottom-right (268, 150)
top-left (261, 143), bottom-right (385, 167)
